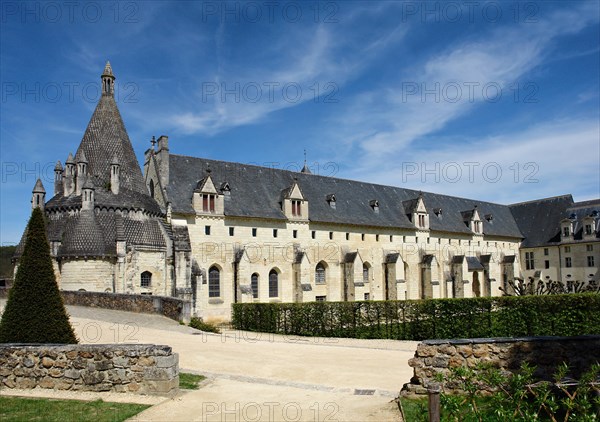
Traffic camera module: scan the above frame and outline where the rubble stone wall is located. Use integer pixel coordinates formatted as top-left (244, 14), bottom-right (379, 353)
top-left (403, 335), bottom-right (600, 395)
top-left (0, 344), bottom-right (179, 396)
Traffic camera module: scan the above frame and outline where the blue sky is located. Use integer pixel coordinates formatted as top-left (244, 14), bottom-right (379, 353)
top-left (1, 1), bottom-right (599, 245)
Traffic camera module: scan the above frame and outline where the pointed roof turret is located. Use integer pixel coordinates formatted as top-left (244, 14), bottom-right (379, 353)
top-left (66, 152), bottom-right (75, 165)
top-left (111, 154), bottom-right (120, 166)
top-left (73, 63), bottom-right (148, 195)
top-left (54, 161), bottom-right (63, 171)
top-left (102, 61), bottom-right (114, 78)
top-left (77, 150), bottom-right (88, 163)
top-left (33, 178), bottom-right (46, 193)
top-left (82, 178), bottom-right (95, 190)
top-left (101, 60), bottom-right (115, 96)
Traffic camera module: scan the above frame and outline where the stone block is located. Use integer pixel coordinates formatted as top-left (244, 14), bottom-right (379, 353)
top-left (113, 356), bottom-right (129, 368)
top-left (143, 366), bottom-right (177, 381)
top-left (432, 355), bottom-right (449, 368)
top-left (138, 356), bottom-right (155, 367)
top-left (56, 379), bottom-right (74, 390)
top-left (417, 345), bottom-right (437, 358)
top-left (94, 360), bottom-right (113, 371)
top-left (457, 345), bottom-right (473, 358)
top-left (82, 370), bottom-right (105, 385)
top-left (64, 369), bottom-right (81, 380)
top-left (79, 351), bottom-right (94, 359)
top-left (41, 357), bottom-right (55, 368)
top-left (48, 368), bottom-right (64, 378)
top-left (15, 377), bottom-right (36, 389)
top-left (39, 377), bottom-right (56, 389)
top-left (155, 355), bottom-right (177, 368)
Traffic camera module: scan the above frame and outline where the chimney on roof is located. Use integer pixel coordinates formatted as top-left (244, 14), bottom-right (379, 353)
top-left (101, 61), bottom-right (115, 96)
top-left (156, 135), bottom-right (170, 188)
top-left (32, 178), bottom-right (46, 211)
top-left (75, 151), bottom-right (88, 196)
top-left (63, 152), bottom-right (76, 197)
top-left (110, 155), bottom-right (120, 195)
top-left (54, 161), bottom-right (63, 196)
top-left (81, 179), bottom-right (95, 211)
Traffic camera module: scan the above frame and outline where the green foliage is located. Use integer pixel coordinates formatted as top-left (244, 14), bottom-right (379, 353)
top-left (0, 208), bottom-right (78, 344)
top-left (0, 397), bottom-right (150, 422)
top-left (179, 372), bottom-right (206, 390)
top-left (231, 294), bottom-right (600, 340)
top-left (189, 316), bottom-right (221, 333)
top-left (0, 245), bottom-right (16, 279)
top-left (427, 363), bottom-right (600, 421)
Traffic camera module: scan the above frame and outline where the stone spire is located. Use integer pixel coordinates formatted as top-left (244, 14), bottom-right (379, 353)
top-left (101, 61), bottom-right (115, 96)
top-left (32, 178), bottom-right (46, 211)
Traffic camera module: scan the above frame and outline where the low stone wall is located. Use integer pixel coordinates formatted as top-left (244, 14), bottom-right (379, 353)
top-left (403, 335), bottom-right (600, 395)
top-left (0, 290), bottom-right (192, 323)
top-left (60, 291), bottom-right (191, 323)
top-left (0, 344), bottom-right (179, 396)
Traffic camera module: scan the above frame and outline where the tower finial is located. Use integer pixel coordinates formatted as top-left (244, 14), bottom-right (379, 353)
top-left (101, 61), bottom-right (116, 96)
top-left (300, 149), bottom-right (312, 174)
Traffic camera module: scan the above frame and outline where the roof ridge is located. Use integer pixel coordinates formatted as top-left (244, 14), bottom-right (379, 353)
top-left (509, 194), bottom-right (574, 207)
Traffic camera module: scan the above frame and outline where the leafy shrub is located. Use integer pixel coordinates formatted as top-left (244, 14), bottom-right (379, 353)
top-left (189, 317), bottom-right (221, 333)
top-left (231, 294), bottom-right (600, 340)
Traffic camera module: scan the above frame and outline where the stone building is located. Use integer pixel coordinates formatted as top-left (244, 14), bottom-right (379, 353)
top-left (15, 64), bottom-right (600, 321)
top-left (510, 196), bottom-right (600, 289)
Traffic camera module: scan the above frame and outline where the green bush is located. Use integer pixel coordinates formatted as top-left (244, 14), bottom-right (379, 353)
top-left (189, 317), bottom-right (221, 333)
top-left (0, 208), bottom-right (77, 344)
top-left (231, 294), bottom-right (600, 340)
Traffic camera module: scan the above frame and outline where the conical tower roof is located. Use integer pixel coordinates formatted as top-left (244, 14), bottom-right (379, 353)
top-left (74, 64), bottom-right (147, 194)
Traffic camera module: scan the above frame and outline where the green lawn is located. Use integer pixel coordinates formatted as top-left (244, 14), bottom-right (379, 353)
top-left (179, 372), bottom-right (206, 390)
top-left (0, 397), bottom-right (150, 422)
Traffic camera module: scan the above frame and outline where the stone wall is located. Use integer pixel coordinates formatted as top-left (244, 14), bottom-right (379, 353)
top-left (403, 335), bottom-right (600, 395)
top-left (60, 290), bottom-right (191, 323)
top-left (0, 290), bottom-right (191, 323)
top-left (0, 344), bottom-right (179, 396)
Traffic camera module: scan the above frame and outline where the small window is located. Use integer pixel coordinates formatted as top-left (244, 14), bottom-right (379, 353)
top-left (291, 200), bottom-right (302, 217)
top-left (209, 266), bottom-right (220, 297)
top-left (565, 257), bottom-right (572, 268)
top-left (361, 234), bottom-right (365, 241)
top-left (390, 235), bottom-right (393, 242)
top-left (205, 225), bottom-right (211, 235)
top-left (586, 244), bottom-right (593, 252)
top-left (585, 224), bottom-right (593, 235)
top-left (376, 235), bottom-right (379, 242)
top-left (363, 263), bottom-right (370, 283)
top-left (315, 263), bottom-right (326, 284)
top-left (544, 248), bottom-right (549, 256)
top-left (329, 231), bottom-right (333, 240)
top-left (588, 256), bottom-right (595, 267)
top-left (252, 228), bottom-right (257, 237)
top-left (563, 227), bottom-right (570, 237)
top-left (545, 260), bottom-right (550, 269)
top-left (293, 230), bottom-right (297, 239)
top-left (251, 273), bottom-right (259, 299)
top-left (202, 194), bottom-right (216, 213)
top-left (149, 180), bottom-right (155, 198)
top-left (269, 269), bottom-right (279, 297)
top-left (229, 227), bottom-right (234, 236)
top-left (315, 295), bottom-right (326, 302)
top-left (346, 233), bottom-right (349, 240)
top-left (141, 271), bottom-right (152, 288)
top-left (565, 246), bottom-right (571, 253)
top-left (273, 229), bottom-right (278, 238)
top-left (427, 237), bottom-right (430, 244)
top-left (418, 214), bottom-right (426, 228)
top-left (311, 231), bottom-right (316, 239)
top-left (0, 280), bottom-right (6, 288)
top-left (364, 293), bottom-right (370, 301)
top-left (525, 252), bottom-right (535, 270)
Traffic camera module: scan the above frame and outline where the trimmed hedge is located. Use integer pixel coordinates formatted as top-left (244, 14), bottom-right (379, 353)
top-left (231, 294), bottom-right (600, 340)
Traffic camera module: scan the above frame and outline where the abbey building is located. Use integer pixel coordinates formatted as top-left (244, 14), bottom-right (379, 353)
top-left (17, 64), bottom-right (600, 321)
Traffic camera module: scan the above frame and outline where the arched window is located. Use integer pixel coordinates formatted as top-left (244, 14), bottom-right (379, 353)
top-left (149, 180), bottom-right (155, 198)
top-left (315, 262), bottom-right (326, 284)
top-left (251, 273), bottom-right (259, 299)
top-left (363, 263), bottom-right (370, 283)
top-left (208, 266), bottom-right (220, 298)
top-left (269, 269), bottom-right (278, 298)
top-left (141, 271), bottom-right (152, 288)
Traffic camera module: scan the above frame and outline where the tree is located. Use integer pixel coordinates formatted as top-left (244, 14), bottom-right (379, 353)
top-left (0, 208), bottom-right (77, 343)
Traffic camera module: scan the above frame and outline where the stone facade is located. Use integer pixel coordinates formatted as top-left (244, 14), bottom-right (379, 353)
top-left (0, 344), bottom-right (179, 396)
top-left (403, 336), bottom-right (600, 395)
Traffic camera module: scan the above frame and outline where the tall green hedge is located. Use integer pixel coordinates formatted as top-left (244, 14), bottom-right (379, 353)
top-left (231, 294), bottom-right (600, 340)
top-left (0, 208), bottom-right (77, 344)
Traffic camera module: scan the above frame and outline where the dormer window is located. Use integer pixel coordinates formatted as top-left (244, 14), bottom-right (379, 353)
top-left (434, 208), bottom-right (442, 217)
top-left (370, 200), bottom-right (379, 213)
top-left (220, 182), bottom-right (231, 196)
top-left (292, 200), bottom-right (302, 216)
top-left (585, 224), bottom-right (593, 235)
top-left (326, 194), bottom-right (336, 209)
top-left (202, 194), bottom-right (216, 213)
top-left (474, 221), bottom-right (482, 234)
top-left (563, 226), bottom-right (570, 237)
top-left (485, 214), bottom-right (493, 222)
top-left (418, 214), bottom-right (426, 228)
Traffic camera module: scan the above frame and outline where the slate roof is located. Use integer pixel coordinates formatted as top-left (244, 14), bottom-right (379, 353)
top-left (74, 89), bottom-right (147, 195)
top-left (46, 187), bottom-right (162, 215)
top-left (167, 155), bottom-right (523, 238)
top-left (509, 195), bottom-right (574, 247)
top-left (564, 200), bottom-right (600, 242)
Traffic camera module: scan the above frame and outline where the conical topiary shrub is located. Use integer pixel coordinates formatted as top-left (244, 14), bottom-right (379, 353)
top-left (0, 207), bottom-right (77, 343)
